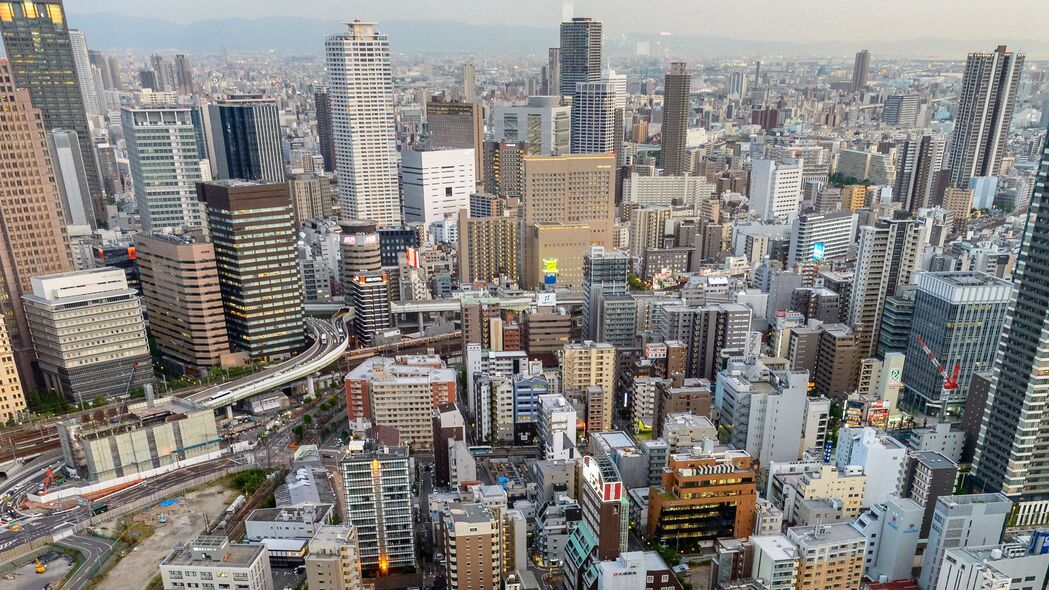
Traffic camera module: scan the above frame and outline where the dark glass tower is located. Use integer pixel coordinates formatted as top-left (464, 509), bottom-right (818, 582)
top-left (314, 88), bottom-right (335, 173)
top-left (558, 17), bottom-right (602, 97)
top-left (0, 0), bottom-right (106, 226)
top-left (208, 96), bottom-right (286, 183)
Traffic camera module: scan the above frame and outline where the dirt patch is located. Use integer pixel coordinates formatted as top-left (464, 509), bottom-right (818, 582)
top-left (91, 483), bottom-right (234, 590)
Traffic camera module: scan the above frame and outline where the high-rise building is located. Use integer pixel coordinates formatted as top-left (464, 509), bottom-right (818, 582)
top-left (570, 69), bottom-right (626, 160)
top-left (523, 222), bottom-right (595, 290)
top-left (971, 133), bottom-right (1049, 512)
top-left (917, 493), bottom-right (1012, 590)
top-left (537, 394), bottom-right (577, 460)
top-left (661, 62), bottom-right (691, 176)
top-left (947, 46), bottom-right (1024, 189)
top-left (942, 187), bottom-right (974, 234)
top-left (523, 154), bottom-right (616, 247)
top-left (150, 54), bottom-right (176, 91)
top-left (198, 180), bottom-right (304, 360)
top-left (903, 272), bottom-right (1010, 416)
top-left (426, 98), bottom-right (483, 183)
top-left (23, 268), bottom-right (152, 404)
top-left (545, 48), bottom-right (560, 97)
top-left (174, 53), bottom-right (193, 95)
top-left (883, 94), bottom-right (920, 127)
top-left (0, 320), bottom-right (25, 422)
top-left (457, 209), bottom-right (520, 284)
top-left (0, 58), bottom-right (74, 387)
top-left (48, 129), bottom-right (94, 230)
top-left (325, 21), bottom-right (400, 224)
top-left (835, 427), bottom-right (908, 507)
top-left (123, 107), bottom-right (206, 230)
top-left (492, 96), bottom-right (572, 156)
top-left (288, 173), bottom-right (333, 226)
top-left (305, 525), bottom-right (364, 590)
top-left (749, 159), bottom-right (804, 222)
top-left (788, 524), bottom-right (866, 590)
top-left (894, 133), bottom-right (947, 214)
top-left (137, 232), bottom-right (230, 376)
top-left (401, 149), bottom-right (475, 227)
top-left (338, 220), bottom-right (382, 280)
top-left (727, 70), bottom-right (748, 98)
top-left (582, 246), bottom-right (629, 342)
top-left (852, 49), bottom-right (870, 91)
top-left (576, 455), bottom-right (628, 561)
top-left (338, 442), bottom-right (416, 575)
top-left (441, 505), bottom-right (502, 590)
top-left (787, 210), bottom-right (858, 266)
top-left (561, 341), bottom-right (616, 432)
top-left (348, 271), bottom-right (392, 346)
top-left (66, 29), bottom-right (100, 117)
top-left (314, 88), bottom-right (336, 173)
top-left (848, 217), bottom-right (929, 357)
top-left (462, 62), bottom-right (476, 103)
top-left (899, 450), bottom-right (959, 538)
top-left (89, 49), bottom-right (119, 91)
top-left (209, 96), bottom-right (286, 183)
top-left (0, 0), bottom-right (105, 225)
top-left (559, 17), bottom-right (602, 97)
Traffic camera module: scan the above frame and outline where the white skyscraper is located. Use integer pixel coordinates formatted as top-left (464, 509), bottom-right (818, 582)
top-left (67, 29), bottom-right (102, 117)
top-left (325, 21), bottom-right (401, 225)
top-left (401, 148), bottom-right (475, 228)
top-left (570, 69), bottom-right (626, 162)
top-left (749, 158), bottom-right (804, 222)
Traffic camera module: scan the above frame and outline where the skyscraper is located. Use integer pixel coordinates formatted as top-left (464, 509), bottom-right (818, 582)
top-left (570, 69), bottom-right (625, 159)
top-left (325, 21), bottom-right (400, 225)
top-left (209, 96), bottom-right (286, 183)
top-left (661, 62), bottom-right (691, 176)
top-left (852, 49), bottom-right (870, 91)
top-left (0, 0), bottom-right (106, 225)
top-left (894, 133), bottom-right (947, 214)
top-left (0, 58), bottom-right (74, 387)
top-left (582, 246), bottom-right (629, 342)
top-left (198, 180), bottom-right (304, 360)
top-left (523, 154), bottom-right (616, 247)
top-left (123, 106), bottom-right (206, 230)
top-left (425, 97), bottom-right (484, 185)
top-left (972, 133), bottom-right (1049, 507)
top-left (67, 30), bottom-right (100, 116)
top-left (559, 17), bottom-right (602, 97)
top-left (546, 47), bottom-right (560, 97)
top-left (462, 62), bottom-right (476, 103)
top-left (883, 94), bottom-right (920, 127)
top-left (947, 46), bottom-right (1024, 189)
top-left (174, 53), bottom-right (193, 95)
top-left (314, 88), bottom-right (336, 173)
top-left (48, 129), bottom-right (94, 229)
top-left (0, 319), bottom-right (26, 422)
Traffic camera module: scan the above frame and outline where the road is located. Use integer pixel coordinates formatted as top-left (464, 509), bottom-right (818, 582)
top-left (59, 534), bottom-right (116, 590)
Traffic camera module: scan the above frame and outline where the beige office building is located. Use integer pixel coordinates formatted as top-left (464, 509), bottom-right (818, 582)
top-left (288, 173), bottom-right (333, 226)
top-left (523, 222), bottom-right (593, 289)
top-left (442, 504), bottom-right (502, 590)
top-left (457, 209), bottom-right (520, 284)
top-left (137, 232), bottom-right (230, 375)
top-left (787, 524), bottom-right (866, 590)
top-left (561, 341), bottom-right (617, 431)
top-left (305, 525), bottom-right (363, 590)
top-left (0, 320), bottom-right (26, 422)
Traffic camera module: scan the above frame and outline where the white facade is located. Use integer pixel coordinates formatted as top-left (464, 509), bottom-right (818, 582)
top-left (749, 159), bottom-right (804, 222)
top-left (787, 210), bottom-right (858, 266)
top-left (851, 495), bottom-right (923, 583)
top-left (537, 394), bottom-right (577, 460)
top-left (835, 427), bottom-right (908, 507)
top-left (492, 96), bottom-right (571, 156)
top-left (570, 70), bottom-right (626, 157)
top-left (969, 176), bottom-right (999, 210)
top-left (401, 149), bottom-right (475, 226)
top-left (918, 493), bottom-right (1013, 590)
top-left (936, 542), bottom-right (1049, 590)
top-left (750, 535), bottom-right (799, 590)
top-left (325, 22), bottom-right (401, 224)
top-left (68, 30), bottom-right (102, 117)
top-left (623, 174), bottom-right (716, 211)
top-left (160, 536), bottom-right (272, 590)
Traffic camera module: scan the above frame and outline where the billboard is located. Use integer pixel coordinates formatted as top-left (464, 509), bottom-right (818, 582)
top-left (812, 242), bottom-right (826, 261)
top-left (543, 258), bottom-right (559, 274)
top-left (536, 292), bottom-right (557, 307)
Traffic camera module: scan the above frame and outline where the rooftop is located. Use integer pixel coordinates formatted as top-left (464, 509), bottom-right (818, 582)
top-left (788, 523), bottom-right (866, 549)
top-left (750, 534), bottom-right (799, 561)
top-left (912, 450), bottom-right (958, 471)
top-left (161, 536), bottom-right (265, 568)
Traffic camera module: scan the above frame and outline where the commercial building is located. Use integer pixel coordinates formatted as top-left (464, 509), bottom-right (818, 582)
top-left (325, 21), bottom-right (400, 224)
top-left (852, 49), bottom-right (870, 91)
top-left (402, 148), bottom-right (475, 228)
top-left (851, 495), bottom-right (923, 583)
top-left (123, 107), bottom-right (206, 230)
top-left (786, 210), bottom-right (858, 266)
top-left (348, 271), bottom-right (392, 346)
top-left (244, 504), bottom-right (335, 541)
top-left (209, 95), bottom-right (286, 183)
top-left (578, 454), bottom-right (629, 559)
top-left (199, 181), bottom-right (304, 360)
top-left (48, 129), bottom-right (94, 230)
top-left (314, 88), bottom-right (335, 172)
top-left (787, 524), bottom-right (865, 590)
top-left (661, 412), bottom-right (717, 453)
top-left (583, 551), bottom-right (683, 590)
top-left (523, 305), bottom-right (572, 365)
top-left (582, 246), bottom-right (630, 342)
top-left (947, 46), bottom-right (1024, 188)
top-left (781, 464), bottom-right (866, 524)
top-left (338, 442), bottom-right (415, 575)
top-left (646, 447), bottom-right (757, 547)
top-left (835, 427), bottom-right (907, 507)
top-left (903, 272), bottom-right (1011, 416)
top-left (491, 96), bottom-right (571, 156)
top-left (0, 321), bottom-right (25, 422)
top-left (917, 493), bottom-right (1012, 590)
top-left (0, 0), bottom-right (105, 225)
top-left (305, 525), bottom-right (363, 590)
top-left (937, 540), bottom-right (1049, 590)
top-left (426, 98), bottom-right (484, 183)
top-left (661, 62), bottom-right (691, 176)
top-left (749, 535), bottom-right (799, 590)
top-left (137, 232), bottom-right (230, 375)
top-left (813, 324), bottom-right (861, 398)
top-left (288, 173), bottom-right (333, 227)
top-left (559, 17), bottom-right (602, 97)
top-left (883, 94), bottom-right (920, 127)
top-left (570, 69), bottom-right (626, 160)
top-left (899, 451), bottom-right (959, 537)
top-left (562, 341), bottom-right (617, 433)
top-left (57, 396), bottom-right (220, 483)
top-left (749, 159), bottom-right (804, 222)
top-left (160, 536), bottom-right (272, 590)
top-left (537, 394), bottom-right (577, 460)
top-left (457, 209), bottom-right (520, 284)
top-left (23, 268), bottom-right (151, 403)
top-left (442, 504), bottom-right (502, 590)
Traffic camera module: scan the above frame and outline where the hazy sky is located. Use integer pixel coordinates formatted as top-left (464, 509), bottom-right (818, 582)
top-left (72, 0), bottom-right (1046, 43)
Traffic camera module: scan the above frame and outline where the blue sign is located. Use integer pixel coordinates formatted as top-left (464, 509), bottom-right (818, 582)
top-left (812, 242), bottom-right (826, 261)
top-left (544, 274), bottom-right (557, 285)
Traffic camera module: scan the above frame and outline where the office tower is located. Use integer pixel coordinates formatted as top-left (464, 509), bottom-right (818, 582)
top-left (457, 209), bottom-right (520, 284)
top-left (441, 504), bottom-right (501, 590)
top-left (426, 98), bottom-right (484, 183)
top-left (208, 96), bottom-right (285, 183)
top-left (288, 173), bottom-right (333, 226)
top-left (174, 53), bottom-right (193, 95)
top-left (89, 49), bottom-right (117, 90)
top-left (577, 455), bottom-right (628, 560)
top-left (570, 69), bottom-right (626, 159)
top-left (749, 159), bottom-right (804, 222)
top-left (848, 217), bottom-right (929, 357)
top-left (903, 272), bottom-right (1010, 416)
top-left (787, 210), bottom-right (858, 266)
top-left (401, 149), bottom-right (475, 226)
top-left (523, 223), bottom-right (593, 290)
top-left (48, 129), bottom-right (94, 230)
top-left (137, 232), bottom-right (230, 376)
top-left (883, 94), bottom-right (920, 127)
top-left (917, 493), bottom-right (1012, 590)
top-left (948, 46), bottom-right (1024, 188)
top-left (582, 246), bottom-right (629, 341)
top-left (559, 17), bottom-right (602, 97)
top-left (561, 341), bottom-right (617, 432)
top-left (482, 140), bottom-right (527, 197)
top-left (727, 70), bottom-right (748, 98)
top-left (0, 59), bottom-right (74, 387)
top-left (161, 536), bottom-right (272, 590)
top-left (492, 96), bottom-right (572, 156)
top-left (972, 134), bottom-right (1049, 507)
top-left (852, 496), bottom-right (923, 583)
top-left (546, 48), bottom-right (560, 97)
top-left (345, 355), bottom-right (455, 448)
top-left (66, 29), bottom-right (100, 116)
top-left (123, 107), bottom-right (206, 230)
top-left (314, 88), bottom-right (336, 173)
top-left (813, 324), bottom-right (861, 398)
top-left (339, 220), bottom-right (382, 282)
top-left (522, 305), bottom-right (572, 366)
top-left (523, 154), bottom-right (616, 246)
top-left (939, 543), bottom-right (1049, 590)
top-left (150, 54), bottom-right (176, 91)
top-left (325, 21), bottom-right (400, 224)
top-left (0, 0), bottom-right (105, 226)
top-left (305, 525), bottom-right (364, 590)
top-left (852, 49), bottom-right (870, 91)
top-left (647, 447), bottom-right (757, 545)
top-left (198, 181), bottom-right (304, 360)
top-left (895, 133), bottom-right (948, 214)
top-left (0, 320), bottom-right (25, 422)
top-left (338, 443), bottom-right (416, 575)
top-left (595, 294), bottom-right (636, 349)
top-left (348, 271), bottom-right (392, 346)
top-left (788, 524), bottom-right (865, 590)
top-left (661, 62), bottom-right (691, 176)
top-left (23, 268), bottom-right (151, 404)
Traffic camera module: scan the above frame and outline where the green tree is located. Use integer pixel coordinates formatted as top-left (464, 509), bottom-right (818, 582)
top-left (92, 394), bottom-right (108, 408)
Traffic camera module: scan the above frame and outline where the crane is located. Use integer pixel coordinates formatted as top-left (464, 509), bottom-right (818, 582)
top-left (42, 466), bottom-right (55, 494)
top-left (916, 336), bottom-right (960, 396)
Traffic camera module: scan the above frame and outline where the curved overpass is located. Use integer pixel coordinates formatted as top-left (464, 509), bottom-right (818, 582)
top-left (186, 318), bottom-right (348, 409)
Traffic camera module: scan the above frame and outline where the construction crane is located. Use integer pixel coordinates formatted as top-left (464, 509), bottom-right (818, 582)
top-left (916, 336), bottom-right (960, 399)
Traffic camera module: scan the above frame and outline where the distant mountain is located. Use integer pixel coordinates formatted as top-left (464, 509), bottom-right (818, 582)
top-left (66, 12), bottom-right (1049, 59)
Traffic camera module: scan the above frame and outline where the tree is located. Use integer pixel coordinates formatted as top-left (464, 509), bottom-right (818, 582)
top-left (302, 414), bottom-right (313, 426)
top-left (92, 394), bottom-right (108, 408)
top-left (292, 425), bottom-right (305, 442)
